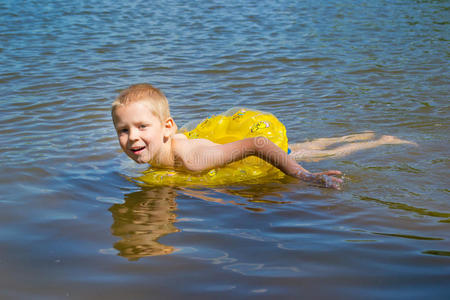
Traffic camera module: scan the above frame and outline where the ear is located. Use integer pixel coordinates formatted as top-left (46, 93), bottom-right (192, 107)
top-left (162, 117), bottom-right (177, 139)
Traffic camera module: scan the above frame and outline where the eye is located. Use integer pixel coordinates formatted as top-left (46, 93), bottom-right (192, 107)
top-left (118, 128), bottom-right (128, 134)
top-left (139, 124), bottom-right (150, 130)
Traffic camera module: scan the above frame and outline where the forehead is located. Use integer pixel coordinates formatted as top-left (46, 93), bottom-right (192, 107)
top-left (113, 101), bottom-right (160, 123)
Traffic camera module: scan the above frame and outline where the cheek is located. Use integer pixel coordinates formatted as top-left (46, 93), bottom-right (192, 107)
top-left (146, 131), bottom-right (162, 143)
top-left (118, 136), bottom-right (128, 148)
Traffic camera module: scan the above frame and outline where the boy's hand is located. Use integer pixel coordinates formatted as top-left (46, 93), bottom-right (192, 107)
top-left (313, 170), bottom-right (343, 190)
top-left (296, 170), bottom-right (343, 190)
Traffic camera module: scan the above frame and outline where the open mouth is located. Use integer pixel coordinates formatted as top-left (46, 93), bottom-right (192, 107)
top-left (130, 146), bottom-right (145, 154)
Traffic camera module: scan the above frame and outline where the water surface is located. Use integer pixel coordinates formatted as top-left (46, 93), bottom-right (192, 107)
top-left (0, 0), bottom-right (449, 299)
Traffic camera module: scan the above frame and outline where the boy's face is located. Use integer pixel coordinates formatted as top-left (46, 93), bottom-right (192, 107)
top-left (113, 101), bottom-right (168, 164)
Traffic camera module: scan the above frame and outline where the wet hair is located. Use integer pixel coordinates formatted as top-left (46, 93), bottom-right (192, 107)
top-left (111, 83), bottom-right (170, 122)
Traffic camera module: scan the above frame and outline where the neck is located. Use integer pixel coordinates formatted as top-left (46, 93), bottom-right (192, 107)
top-left (150, 136), bottom-right (175, 168)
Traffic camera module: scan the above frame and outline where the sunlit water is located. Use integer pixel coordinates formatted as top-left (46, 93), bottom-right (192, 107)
top-left (0, 0), bottom-right (449, 299)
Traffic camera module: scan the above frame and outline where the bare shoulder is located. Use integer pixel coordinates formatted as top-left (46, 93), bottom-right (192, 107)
top-left (173, 133), bottom-right (188, 141)
top-left (173, 134), bottom-right (216, 146)
top-left (172, 135), bottom-right (217, 157)
top-left (172, 135), bottom-right (219, 171)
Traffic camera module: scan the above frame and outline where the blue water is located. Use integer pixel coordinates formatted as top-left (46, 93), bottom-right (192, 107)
top-left (0, 0), bottom-right (449, 299)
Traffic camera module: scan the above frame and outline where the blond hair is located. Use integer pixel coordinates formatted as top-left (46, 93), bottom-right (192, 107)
top-left (112, 83), bottom-right (170, 122)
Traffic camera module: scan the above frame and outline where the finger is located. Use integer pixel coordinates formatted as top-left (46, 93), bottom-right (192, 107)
top-left (322, 175), bottom-right (338, 188)
top-left (323, 170), bottom-right (342, 176)
top-left (327, 176), bottom-right (343, 190)
top-left (333, 177), bottom-right (343, 183)
top-left (331, 178), bottom-right (343, 190)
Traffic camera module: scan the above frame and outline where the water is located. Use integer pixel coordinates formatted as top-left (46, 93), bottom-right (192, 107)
top-left (0, 0), bottom-right (449, 299)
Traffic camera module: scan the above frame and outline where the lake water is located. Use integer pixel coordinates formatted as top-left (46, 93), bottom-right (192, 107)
top-left (0, 0), bottom-right (449, 299)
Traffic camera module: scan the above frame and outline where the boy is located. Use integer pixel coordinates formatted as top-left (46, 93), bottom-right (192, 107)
top-left (112, 84), bottom-right (412, 189)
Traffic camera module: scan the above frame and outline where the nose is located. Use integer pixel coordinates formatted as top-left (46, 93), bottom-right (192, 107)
top-left (128, 127), bottom-right (139, 141)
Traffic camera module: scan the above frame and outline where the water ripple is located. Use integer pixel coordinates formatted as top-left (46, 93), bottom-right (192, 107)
top-left (0, 0), bottom-right (449, 298)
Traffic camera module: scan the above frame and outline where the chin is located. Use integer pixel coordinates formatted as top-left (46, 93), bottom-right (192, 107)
top-left (135, 158), bottom-right (149, 164)
top-left (127, 155), bottom-right (147, 164)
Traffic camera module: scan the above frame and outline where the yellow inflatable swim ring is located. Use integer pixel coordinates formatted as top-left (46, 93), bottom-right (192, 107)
top-left (136, 108), bottom-right (288, 186)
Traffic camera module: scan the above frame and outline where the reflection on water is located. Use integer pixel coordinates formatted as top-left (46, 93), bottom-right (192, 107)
top-left (1, 0), bottom-right (449, 297)
top-left (179, 182), bottom-right (294, 213)
top-left (109, 182), bottom-right (296, 260)
top-left (358, 195), bottom-right (450, 220)
top-left (109, 187), bottom-right (179, 260)
top-left (110, 175), bottom-right (450, 261)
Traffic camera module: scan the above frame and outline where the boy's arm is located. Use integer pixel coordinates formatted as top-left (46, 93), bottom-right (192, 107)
top-left (179, 137), bottom-right (342, 189)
